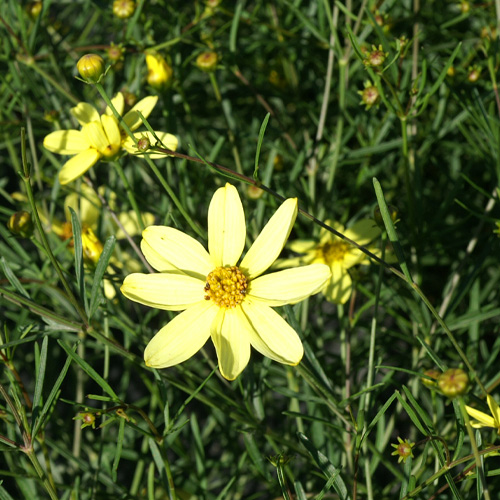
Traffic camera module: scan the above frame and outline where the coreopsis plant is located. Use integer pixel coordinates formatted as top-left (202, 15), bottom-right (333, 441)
top-left (121, 183), bottom-right (331, 380)
top-left (465, 394), bottom-right (500, 434)
top-left (43, 92), bottom-right (178, 184)
top-left (277, 219), bottom-right (380, 304)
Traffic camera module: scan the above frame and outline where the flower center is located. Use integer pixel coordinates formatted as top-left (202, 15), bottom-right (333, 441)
top-left (319, 241), bottom-right (349, 265)
top-left (204, 266), bottom-right (248, 308)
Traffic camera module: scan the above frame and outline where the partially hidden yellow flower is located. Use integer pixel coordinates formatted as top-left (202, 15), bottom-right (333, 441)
top-left (277, 219), bottom-right (380, 304)
top-left (43, 92), bottom-right (178, 185)
top-left (45, 184), bottom-right (153, 298)
top-left (465, 394), bottom-right (500, 434)
top-left (121, 183), bottom-right (331, 380)
top-left (146, 53), bottom-right (173, 90)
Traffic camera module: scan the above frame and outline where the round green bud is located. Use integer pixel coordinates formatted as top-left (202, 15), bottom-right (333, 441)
top-left (437, 368), bottom-right (469, 398)
top-left (77, 54), bottom-right (105, 83)
top-left (113, 0), bottom-right (136, 19)
top-left (196, 51), bottom-right (219, 72)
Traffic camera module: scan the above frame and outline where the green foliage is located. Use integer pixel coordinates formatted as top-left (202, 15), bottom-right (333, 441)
top-left (1, 1), bottom-right (500, 499)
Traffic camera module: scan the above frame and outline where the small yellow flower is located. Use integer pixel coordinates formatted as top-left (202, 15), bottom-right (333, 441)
top-left (278, 219), bottom-right (380, 304)
top-left (465, 395), bottom-right (500, 434)
top-left (43, 92), bottom-right (178, 185)
top-left (391, 437), bottom-right (415, 463)
top-left (121, 183), bottom-right (331, 380)
top-left (146, 53), bottom-right (173, 90)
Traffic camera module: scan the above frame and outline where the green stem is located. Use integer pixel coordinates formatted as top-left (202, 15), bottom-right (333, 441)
top-left (25, 449), bottom-right (59, 500)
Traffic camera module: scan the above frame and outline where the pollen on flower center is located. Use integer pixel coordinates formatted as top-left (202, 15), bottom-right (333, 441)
top-left (320, 241), bottom-right (349, 265)
top-left (204, 266), bottom-right (248, 308)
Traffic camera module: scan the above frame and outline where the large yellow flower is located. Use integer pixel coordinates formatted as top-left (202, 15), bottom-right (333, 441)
top-left (465, 394), bottom-right (500, 434)
top-left (43, 92), bottom-right (178, 185)
top-left (278, 219), bottom-right (380, 304)
top-left (121, 183), bottom-right (331, 380)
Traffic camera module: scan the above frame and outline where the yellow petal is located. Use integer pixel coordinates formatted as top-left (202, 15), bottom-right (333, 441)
top-left (208, 183), bottom-right (246, 267)
top-left (106, 92), bottom-right (125, 116)
top-left (77, 184), bottom-right (101, 227)
top-left (123, 95), bottom-right (158, 131)
top-left (344, 219), bottom-right (381, 246)
top-left (465, 405), bottom-right (497, 428)
top-left (140, 240), bottom-right (180, 273)
top-left (323, 263), bottom-right (352, 304)
top-left (141, 226), bottom-right (212, 278)
top-left (144, 301), bottom-right (217, 368)
top-left (210, 308), bottom-right (251, 380)
top-left (43, 130), bottom-right (90, 154)
top-left (240, 198), bottom-right (298, 280)
top-left (122, 131), bottom-right (178, 157)
top-left (241, 300), bottom-right (303, 365)
top-left (121, 273), bottom-right (205, 310)
top-left (115, 210), bottom-right (154, 239)
top-left (70, 102), bottom-right (100, 126)
top-left (248, 264), bottom-right (331, 306)
top-left (100, 115), bottom-right (121, 155)
top-left (82, 121), bottom-right (111, 155)
top-left (487, 395), bottom-right (500, 426)
top-left (58, 149), bottom-right (101, 185)
top-left (288, 239), bottom-right (317, 254)
top-left (343, 248), bottom-right (366, 269)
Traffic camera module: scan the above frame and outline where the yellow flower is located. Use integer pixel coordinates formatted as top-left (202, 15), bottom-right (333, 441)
top-left (278, 219), bottom-right (380, 304)
top-left (43, 92), bottom-right (178, 185)
top-left (46, 184), bottom-right (154, 298)
top-left (146, 53), bottom-right (173, 90)
top-left (121, 183), bottom-right (331, 380)
top-left (465, 395), bottom-right (500, 434)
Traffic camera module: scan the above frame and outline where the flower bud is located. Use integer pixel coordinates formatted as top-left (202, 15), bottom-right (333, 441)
top-left (467, 65), bottom-right (481, 83)
top-left (137, 136), bottom-right (151, 153)
top-left (358, 81), bottom-right (380, 110)
top-left (363, 45), bottom-right (388, 68)
top-left (146, 53), bottom-right (173, 90)
top-left (247, 185), bottom-right (264, 200)
top-left (196, 51), bottom-right (219, 72)
top-left (113, 0), bottom-right (136, 19)
top-left (107, 43), bottom-right (125, 65)
top-left (74, 412), bottom-right (96, 429)
top-left (77, 54), bottom-right (105, 83)
top-left (26, 1), bottom-right (42, 19)
top-left (438, 368), bottom-right (469, 398)
top-left (7, 211), bottom-right (34, 238)
top-left (391, 437), bottom-right (415, 464)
